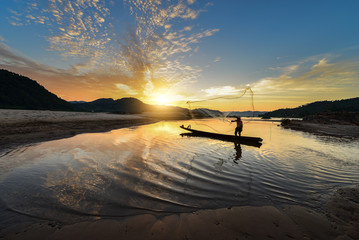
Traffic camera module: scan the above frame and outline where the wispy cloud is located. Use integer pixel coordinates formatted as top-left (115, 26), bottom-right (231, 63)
top-left (202, 86), bottom-right (242, 97)
top-left (253, 56), bottom-right (359, 104)
top-left (0, 42), bottom-right (146, 101)
top-left (311, 58), bottom-right (332, 69)
top-left (214, 56), bottom-right (221, 62)
top-left (7, 0), bottom-right (218, 101)
top-left (0, 43), bottom-right (62, 75)
top-left (116, 83), bottom-right (138, 95)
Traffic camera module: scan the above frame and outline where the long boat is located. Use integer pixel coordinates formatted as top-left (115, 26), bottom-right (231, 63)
top-left (180, 125), bottom-right (263, 147)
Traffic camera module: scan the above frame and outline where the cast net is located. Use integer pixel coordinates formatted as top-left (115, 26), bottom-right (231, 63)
top-left (185, 86), bottom-right (255, 134)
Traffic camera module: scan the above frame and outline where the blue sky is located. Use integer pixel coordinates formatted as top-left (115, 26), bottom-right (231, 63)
top-left (1, 0), bottom-right (359, 110)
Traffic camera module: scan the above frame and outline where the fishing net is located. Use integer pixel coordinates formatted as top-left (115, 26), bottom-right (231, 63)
top-left (185, 86), bottom-right (256, 133)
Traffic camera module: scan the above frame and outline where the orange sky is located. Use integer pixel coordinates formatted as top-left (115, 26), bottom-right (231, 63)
top-left (1, 1), bottom-right (359, 111)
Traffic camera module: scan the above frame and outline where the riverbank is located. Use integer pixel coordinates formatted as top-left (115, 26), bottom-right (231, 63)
top-left (281, 120), bottom-right (359, 139)
top-left (0, 109), bottom-right (158, 154)
top-left (2, 188), bottom-right (358, 239)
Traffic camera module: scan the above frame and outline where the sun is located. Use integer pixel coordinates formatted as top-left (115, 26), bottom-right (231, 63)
top-left (154, 93), bottom-right (174, 106)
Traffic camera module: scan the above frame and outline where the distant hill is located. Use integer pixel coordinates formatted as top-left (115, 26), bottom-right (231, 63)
top-left (72, 98), bottom-right (194, 115)
top-left (227, 111), bottom-right (268, 117)
top-left (71, 99), bottom-right (225, 118)
top-left (187, 108), bottom-right (222, 118)
top-left (0, 69), bottom-right (73, 111)
top-left (72, 98), bottom-right (150, 114)
top-left (260, 97), bottom-right (359, 118)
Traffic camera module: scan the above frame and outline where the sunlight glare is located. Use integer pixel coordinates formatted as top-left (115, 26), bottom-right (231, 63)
top-left (153, 92), bottom-right (174, 106)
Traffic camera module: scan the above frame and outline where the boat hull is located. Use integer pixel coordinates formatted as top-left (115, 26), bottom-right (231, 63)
top-left (180, 125), bottom-right (263, 147)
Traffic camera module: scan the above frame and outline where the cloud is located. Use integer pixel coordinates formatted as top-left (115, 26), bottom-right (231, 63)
top-left (183, 26), bottom-right (193, 31)
top-left (0, 43), bottom-right (62, 75)
top-left (311, 58), bottom-right (332, 69)
top-left (284, 64), bottom-right (299, 74)
top-left (252, 57), bottom-right (359, 103)
top-left (202, 86), bottom-right (242, 97)
top-left (116, 83), bottom-right (138, 95)
top-left (6, 0), bottom-right (219, 103)
top-left (0, 42), bottom-right (140, 100)
top-left (214, 56), bottom-right (221, 62)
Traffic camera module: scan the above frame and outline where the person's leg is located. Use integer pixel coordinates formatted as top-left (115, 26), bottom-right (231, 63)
top-left (238, 127), bottom-right (242, 136)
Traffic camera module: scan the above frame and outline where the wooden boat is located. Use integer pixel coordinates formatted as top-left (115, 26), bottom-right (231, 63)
top-left (180, 125), bottom-right (263, 147)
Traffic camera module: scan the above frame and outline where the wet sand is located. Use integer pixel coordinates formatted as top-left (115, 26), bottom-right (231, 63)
top-left (2, 188), bottom-right (359, 240)
top-left (1, 110), bottom-right (358, 239)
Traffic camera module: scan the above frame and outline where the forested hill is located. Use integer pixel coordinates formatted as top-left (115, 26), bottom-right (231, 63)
top-left (71, 97), bottom-right (151, 113)
top-left (260, 97), bottom-right (359, 118)
top-left (0, 69), bottom-right (73, 110)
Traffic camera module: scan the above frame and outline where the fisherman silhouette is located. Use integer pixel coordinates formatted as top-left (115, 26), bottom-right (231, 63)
top-left (231, 117), bottom-right (243, 136)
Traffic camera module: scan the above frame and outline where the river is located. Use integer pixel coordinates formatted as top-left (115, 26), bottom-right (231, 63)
top-left (0, 119), bottom-right (358, 224)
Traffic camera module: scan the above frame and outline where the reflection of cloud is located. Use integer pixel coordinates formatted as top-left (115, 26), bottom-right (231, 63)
top-left (6, 0), bottom-right (218, 101)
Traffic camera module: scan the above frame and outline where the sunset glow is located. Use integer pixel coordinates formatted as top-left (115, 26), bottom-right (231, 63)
top-left (1, 1), bottom-right (358, 111)
top-left (152, 93), bottom-right (175, 106)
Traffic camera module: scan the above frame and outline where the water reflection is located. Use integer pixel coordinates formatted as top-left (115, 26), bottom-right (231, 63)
top-left (233, 143), bottom-right (242, 164)
top-left (0, 119), bottom-right (358, 223)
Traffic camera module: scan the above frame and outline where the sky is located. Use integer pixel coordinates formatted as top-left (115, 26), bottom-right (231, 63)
top-left (1, 0), bottom-right (359, 111)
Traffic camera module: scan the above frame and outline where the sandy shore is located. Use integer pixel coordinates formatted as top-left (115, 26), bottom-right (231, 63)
top-left (282, 120), bottom-right (359, 139)
top-left (0, 109), bottom-right (158, 153)
top-left (2, 187), bottom-right (359, 240)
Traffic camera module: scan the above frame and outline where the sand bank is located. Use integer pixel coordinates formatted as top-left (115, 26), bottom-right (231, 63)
top-left (282, 120), bottom-right (359, 139)
top-left (2, 187), bottom-right (359, 240)
top-left (0, 109), bottom-right (157, 152)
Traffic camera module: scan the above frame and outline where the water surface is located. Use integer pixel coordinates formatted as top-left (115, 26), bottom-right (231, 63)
top-left (0, 119), bottom-right (358, 223)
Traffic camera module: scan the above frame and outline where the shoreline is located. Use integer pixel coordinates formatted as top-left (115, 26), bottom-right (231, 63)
top-left (0, 109), bottom-right (158, 154)
top-left (281, 120), bottom-right (359, 139)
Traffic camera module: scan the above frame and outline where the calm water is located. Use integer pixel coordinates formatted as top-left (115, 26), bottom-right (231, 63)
top-left (0, 119), bottom-right (359, 223)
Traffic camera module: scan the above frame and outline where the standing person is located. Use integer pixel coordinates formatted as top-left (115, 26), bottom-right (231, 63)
top-left (231, 116), bottom-right (243, 136)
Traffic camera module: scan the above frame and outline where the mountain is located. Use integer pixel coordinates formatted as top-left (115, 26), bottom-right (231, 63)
top-left (72, 98), bottom-right (150, 114)
top-left (226, 111), bottom-right (268, 117)
top-left (69, 101), bottom-right (87, 104)
top-left (260, 97), bottom-right (359, 118)
top-left (0, 69), bottom-right (73, 111)
top-left (190, 108), bottom-right (223, 118)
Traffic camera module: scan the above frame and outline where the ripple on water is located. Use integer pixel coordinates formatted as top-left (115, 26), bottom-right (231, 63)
top-left (0, 120), bottom-right (358, 223)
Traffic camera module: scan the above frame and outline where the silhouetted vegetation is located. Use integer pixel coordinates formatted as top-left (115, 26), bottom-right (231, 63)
top-left (0, 69), bottom-right (74, 111)
top-left (280, 118), bottom-right (291, 126)
top-left (260, 98), bottom-right (359, 118)
top-left (227, 111), bottom-right (268, 117)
